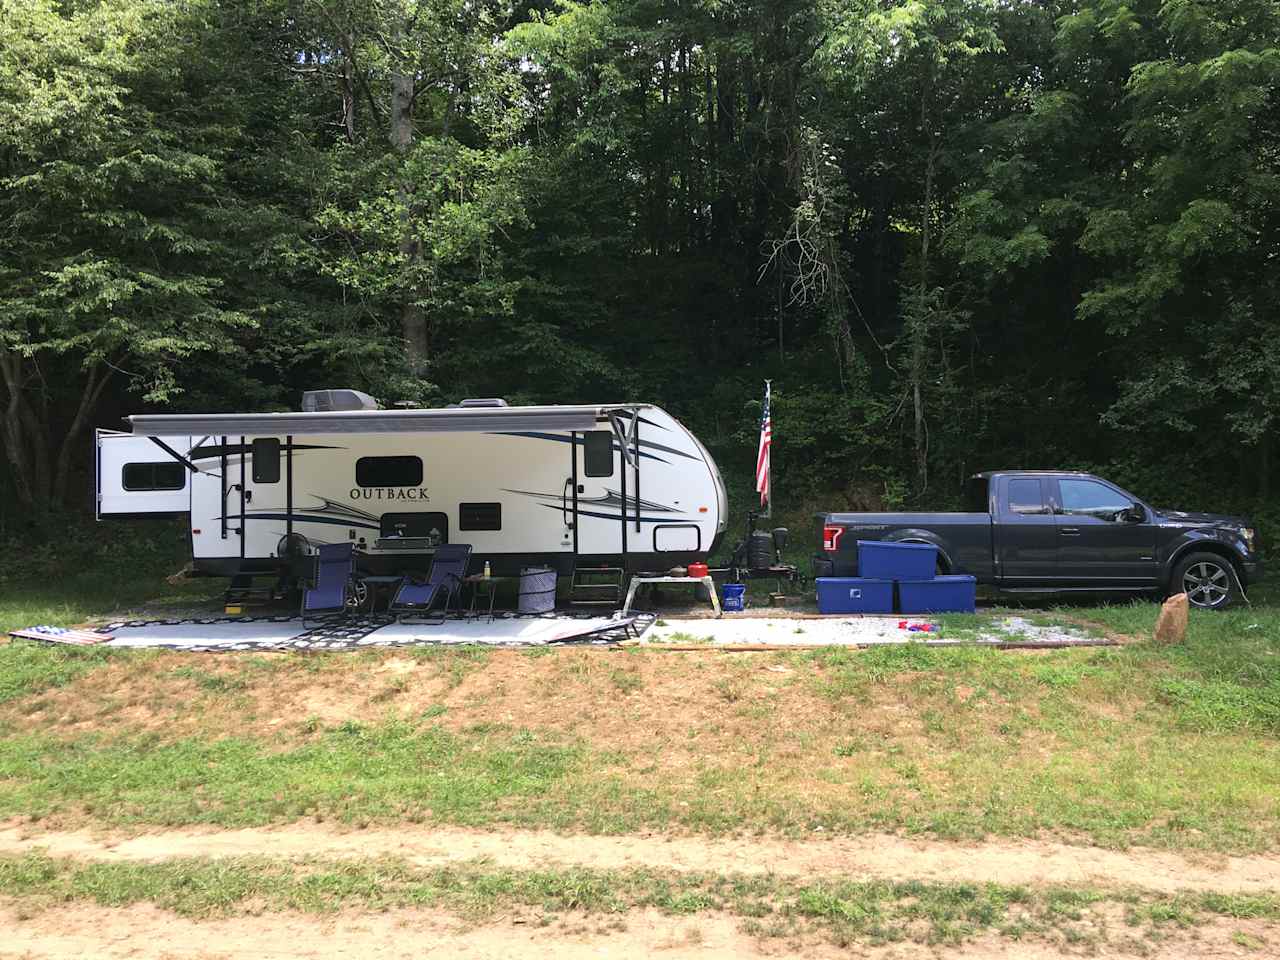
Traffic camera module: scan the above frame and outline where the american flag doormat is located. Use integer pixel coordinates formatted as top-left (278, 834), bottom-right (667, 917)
top-left (9, 625), bottom-right (113, 645)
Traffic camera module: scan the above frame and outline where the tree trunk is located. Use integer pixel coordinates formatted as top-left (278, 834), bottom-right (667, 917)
top-left (51, 364), bottom-right (112, 509)
top-left (1259, 435), bottom-right (1271, 499)
top-left (389, 44), bottom-right (427, 368)
top-left (0, 353), bottom-right (37, 510)
top-left (340, 42), bottom-right (357, 144)
top-left (911, 72), bottom-right (938, 496)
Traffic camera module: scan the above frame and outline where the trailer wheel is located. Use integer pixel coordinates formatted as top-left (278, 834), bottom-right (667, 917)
top-left (346, 578), bottom-right (368, 611)
top-left (1171, 552), bottom-right (1238, 610)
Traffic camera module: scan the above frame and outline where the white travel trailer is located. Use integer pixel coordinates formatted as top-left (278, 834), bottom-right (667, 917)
top-left (96, 391), bottom-right (728, 581)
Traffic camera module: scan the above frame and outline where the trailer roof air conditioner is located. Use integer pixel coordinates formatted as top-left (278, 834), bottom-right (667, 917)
top-left (301, 389), bottom-right (379, 412)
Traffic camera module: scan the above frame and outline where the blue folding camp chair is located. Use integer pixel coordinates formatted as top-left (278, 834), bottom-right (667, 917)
top-left (300, 542), bottom-right (357, 625)
top-left (388, 543), bottom-right (472, 624)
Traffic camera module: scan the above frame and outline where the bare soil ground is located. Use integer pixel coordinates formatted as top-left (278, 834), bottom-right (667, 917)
top-left (3, 822), bottom-right (1280, 895)
top-left (1, 646), bottom-right (1105, 760)
top-left (1, 903), bottom-right (1272, 960)
top-left (5, 639), bottom-right (1277, 958)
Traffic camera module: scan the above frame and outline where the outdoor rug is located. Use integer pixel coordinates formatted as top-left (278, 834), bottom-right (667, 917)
top-left (10, 611), bottom-right (655, 653)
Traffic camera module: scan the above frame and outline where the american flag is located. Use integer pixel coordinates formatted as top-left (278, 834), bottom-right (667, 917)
top-left (755, 381), bottom-right (772, 508)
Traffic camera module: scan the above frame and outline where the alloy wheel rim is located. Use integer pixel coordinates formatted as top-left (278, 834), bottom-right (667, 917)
top-left (1183, 562), bottom-right (1229, 607)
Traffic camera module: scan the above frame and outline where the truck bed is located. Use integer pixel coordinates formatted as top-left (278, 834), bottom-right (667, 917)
top-left (817, 512), bottom-right (994, 579)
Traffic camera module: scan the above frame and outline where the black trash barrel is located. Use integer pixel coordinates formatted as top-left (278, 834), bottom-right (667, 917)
top-left (747, 531), bottom-right (774, 571)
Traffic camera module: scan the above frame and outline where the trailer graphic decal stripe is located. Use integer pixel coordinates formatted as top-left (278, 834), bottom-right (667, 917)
top-left (492, 431), bottom-right (699, 463)
top-left (504, 488), bottom-right (681, 513)
top-left (187, 443), bottom-right (342, 461)
top-left (217, 512), bottom-right (380, 531)
top-left (540, 504), bottom-right (685, 524)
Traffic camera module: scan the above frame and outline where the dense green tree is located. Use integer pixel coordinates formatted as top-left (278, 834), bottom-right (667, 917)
top-left (0, 0), bottom-right (255, 509)
top-left (1, 0), bottom-right (1277, 531)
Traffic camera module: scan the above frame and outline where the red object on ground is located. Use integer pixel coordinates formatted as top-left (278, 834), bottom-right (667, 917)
top-left (687, 562), bottom-right (709, 578)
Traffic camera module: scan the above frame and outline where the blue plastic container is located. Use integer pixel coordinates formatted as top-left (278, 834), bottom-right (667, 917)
top-left (897, 575), bottom-right (977, 614)
top-left (720, 583), bottom-right (746, 612)
top-left (816, 577), bottom-right (894, 614)
top-left (857, 540), bottom-right (939, 580)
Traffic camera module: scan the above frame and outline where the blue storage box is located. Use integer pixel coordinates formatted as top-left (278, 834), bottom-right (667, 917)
top-left (857, 540), bottom-right (939, 579)
top-left (897, 575), bottom-right (977, 614)
top-left (816, 577), bottom-right (894, 614)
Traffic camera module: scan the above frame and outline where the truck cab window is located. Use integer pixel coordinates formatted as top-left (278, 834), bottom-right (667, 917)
top-left (963, 476), bottom-right (990, 513)
top-left (1006, 478), bottom-right (1047, 515)
top-left (1058, 479), bottom-right (1132, 520)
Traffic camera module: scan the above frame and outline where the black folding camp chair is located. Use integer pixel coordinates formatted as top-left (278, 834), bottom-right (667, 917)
top-left (300, 542), bottom-right (356, 625)
top-left (388, 544), bottom-right (472, 624)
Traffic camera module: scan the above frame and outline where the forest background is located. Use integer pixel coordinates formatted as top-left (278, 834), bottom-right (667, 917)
top-left (2, 0), bottom-right (1277, 567)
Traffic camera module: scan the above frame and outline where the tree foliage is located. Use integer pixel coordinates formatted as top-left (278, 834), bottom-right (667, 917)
top-left (0, 0), bottom-right (1277, 529)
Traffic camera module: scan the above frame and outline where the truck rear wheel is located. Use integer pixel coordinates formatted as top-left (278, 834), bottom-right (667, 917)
top-left (1171, 552), bottom-right (1238, 610)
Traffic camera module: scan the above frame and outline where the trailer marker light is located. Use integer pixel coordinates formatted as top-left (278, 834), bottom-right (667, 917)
top-left (192, 529), bottom-right (201, 535)
top-left (698, 506), bottom-right (708, 513)
top-left (822, 525), bottom-right (845, 552)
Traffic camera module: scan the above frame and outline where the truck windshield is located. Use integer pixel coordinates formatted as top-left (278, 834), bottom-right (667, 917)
top-left (963, 476), bottom-right (989, 513)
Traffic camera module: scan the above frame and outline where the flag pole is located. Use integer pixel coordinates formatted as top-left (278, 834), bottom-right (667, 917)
top-left (763, 379), bottom-right (772, 521)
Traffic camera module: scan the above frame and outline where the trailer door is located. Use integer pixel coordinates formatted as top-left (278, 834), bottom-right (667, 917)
top-left (573, 428), bottom-right (627, 559)
top-left (96, 429), bottom-right (192, 518)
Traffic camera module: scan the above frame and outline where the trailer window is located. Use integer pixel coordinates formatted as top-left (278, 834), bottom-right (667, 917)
top-left (1007, 478), bottom-right (1048, 515)
top-left (460, 502), bottom-right (502, 531)
top-left (122, 461), bottom-right (186, 491)
top-left (356, 456), bottom-right (423, 487)
top-left (583, 431), bottom-right (614, 477)
top-left (251, 438), bottom-right (280, 484)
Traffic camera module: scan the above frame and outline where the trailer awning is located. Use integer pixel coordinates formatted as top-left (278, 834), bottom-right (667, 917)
top-left (125, 404), bottom-right (650, 439)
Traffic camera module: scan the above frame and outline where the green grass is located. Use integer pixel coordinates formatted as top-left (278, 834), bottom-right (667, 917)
top-left (1, 853), bottom-right (1276, 948)
top-left (0, 644), bottom-right (135, 706)
top-left (0, 568), bottom-right (221, 638)
top-left (2, 568), bottom-right (1279, 852)
top-left (0, 720), bottom-right (582, 828)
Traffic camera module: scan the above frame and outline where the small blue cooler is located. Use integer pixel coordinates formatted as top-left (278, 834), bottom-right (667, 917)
top-left (721, 583), bottom-right (746, 612)
top-left (897, 575), bottom-right (977, 614)
top-left (857, 540), bottom-right (939, 579)
top-left (816, 577), bottom-right (894, 614)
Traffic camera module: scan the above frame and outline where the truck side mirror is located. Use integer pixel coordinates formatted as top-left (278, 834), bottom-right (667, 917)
top-left (1122, 504), bottom-right (1146, 523)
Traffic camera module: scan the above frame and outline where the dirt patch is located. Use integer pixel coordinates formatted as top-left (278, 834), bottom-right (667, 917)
top-left (3, 823), bottom-right (1279, 895)
top-left (0, 645), bottom-right (1157, 817)
top-left (1054, 612), bottom-right (1145, 645)
top-left (0, 902), bottom-right (1271, 959)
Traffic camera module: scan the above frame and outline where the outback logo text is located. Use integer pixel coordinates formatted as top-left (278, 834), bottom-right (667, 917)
top-left (349, 488), bottom-right (431, 501)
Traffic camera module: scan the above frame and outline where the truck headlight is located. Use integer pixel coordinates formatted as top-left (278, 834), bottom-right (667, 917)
top-left (1241, 527), bottom-right (1255, 551)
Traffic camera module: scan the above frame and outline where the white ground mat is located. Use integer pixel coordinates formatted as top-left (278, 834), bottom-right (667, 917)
top-left (644, 614), bottom-right (1105, 647)
top-left (11, 612), bottom-right (1107, 653)
top-left (12, 613), bottom-right (652, 652)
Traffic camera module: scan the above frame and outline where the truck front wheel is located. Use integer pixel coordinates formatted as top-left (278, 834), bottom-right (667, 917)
top-left (1170, 552), bottom-right (1239, 610)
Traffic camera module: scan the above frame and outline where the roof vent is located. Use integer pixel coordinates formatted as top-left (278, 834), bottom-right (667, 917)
top-left (458, 398), bottom-right (509, 408)
top-left (301, 389), bottom-right (379, 412)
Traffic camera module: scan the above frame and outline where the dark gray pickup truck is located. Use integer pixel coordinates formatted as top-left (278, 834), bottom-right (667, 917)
top-left (814, 471), bottom-right (1262, 609)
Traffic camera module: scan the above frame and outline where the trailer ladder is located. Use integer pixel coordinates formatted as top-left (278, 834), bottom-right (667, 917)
top-left (568, 565), bottom-right (625, 607)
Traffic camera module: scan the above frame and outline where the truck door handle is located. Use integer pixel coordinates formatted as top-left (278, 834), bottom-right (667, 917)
top-left (1059, 527), bottom-right (1080, 536)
